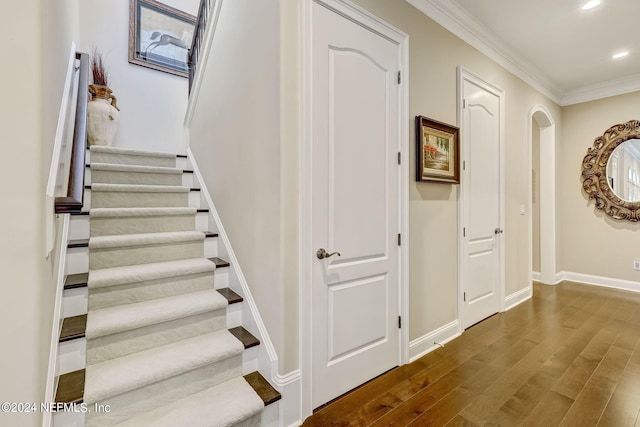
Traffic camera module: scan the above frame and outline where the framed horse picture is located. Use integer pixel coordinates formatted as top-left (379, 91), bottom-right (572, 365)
top-left (129, 0), bottom-right (196, 77)
top-left (415, 116), bottom-right (460, 184)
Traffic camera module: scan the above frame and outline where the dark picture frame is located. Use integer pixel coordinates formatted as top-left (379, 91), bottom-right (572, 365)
top-left (129, 0), bottom-right (196, 77)
top-left (415, 116), bottom-right (460, 184)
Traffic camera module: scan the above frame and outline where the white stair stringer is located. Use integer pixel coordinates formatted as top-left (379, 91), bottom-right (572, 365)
top-left (85, 331), bottom-right (244, 427)
top-left (187, 147), bottom-right (282, 426)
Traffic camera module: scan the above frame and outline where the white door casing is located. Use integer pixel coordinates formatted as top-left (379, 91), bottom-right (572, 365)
top-left (300, 0), bottom-right (409, 415)
top-left (528, 106), bottom-right (557, 286)
top-left (458, 68), bottom-right (505, 330)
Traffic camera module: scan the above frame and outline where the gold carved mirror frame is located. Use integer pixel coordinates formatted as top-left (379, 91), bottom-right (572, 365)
top-left (581, 120), bottom-right (640, 222)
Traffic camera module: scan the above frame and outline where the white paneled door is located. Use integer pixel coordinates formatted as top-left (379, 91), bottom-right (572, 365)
top-left (311, 1), bottom-right (401, 408)
top-left (460, 71), bottom-right (504, 330)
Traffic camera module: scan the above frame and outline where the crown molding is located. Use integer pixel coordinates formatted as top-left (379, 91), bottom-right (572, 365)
top-left (406, 0), bottom-right (640, 107)
top-left (561, 72), bottom-right (640, 106)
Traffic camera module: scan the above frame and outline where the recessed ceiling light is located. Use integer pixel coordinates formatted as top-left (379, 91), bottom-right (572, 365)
top-left (613, 51), bottom-right (629, 59)
top-left (582, 0), bottom-right (601, 10)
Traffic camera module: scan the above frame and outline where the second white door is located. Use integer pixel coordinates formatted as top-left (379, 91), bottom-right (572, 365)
top-left (460, 70), bottom-right (504, 329)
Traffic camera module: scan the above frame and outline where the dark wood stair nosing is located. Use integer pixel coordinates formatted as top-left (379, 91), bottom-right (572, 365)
top-left (67, 239), bottom-right (89, 249)
top-left (55, 369), bottom-right (85, 404)
top-left (64, 273), bottom-right (88, 290)
top-left (204, 231), bottom-right (218, 238)
top-left (209, 257), bottom-right (230, 268)
top-left (176, 154), bottom-right (188, 158)
top-left (218, 287), bottom-right (243, 304)
top-left (244, 371), bottom-right (281, 406)
top-left (228, 326), bottom-right (260, 349)
top-left (59, 314), bottom-right (87, 343)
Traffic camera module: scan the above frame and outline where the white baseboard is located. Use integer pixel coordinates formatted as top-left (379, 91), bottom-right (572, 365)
top-left (531, 271), bottom-right (541, 281)
top-left (409, 320), bottom-right (461, 363)
top-left (504, 286), bottom-right (532, 311)
top-left (557, 271), bottom-right (640, 293)
top-left (273, 369), bottom-right (302, 427)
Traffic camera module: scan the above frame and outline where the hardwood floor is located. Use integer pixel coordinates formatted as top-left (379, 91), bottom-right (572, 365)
top-left (302, 281), bottom-right (640, 426)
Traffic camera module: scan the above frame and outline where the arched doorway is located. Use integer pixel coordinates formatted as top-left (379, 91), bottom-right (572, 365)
top-left (529, 105), bottom-right (556, 285)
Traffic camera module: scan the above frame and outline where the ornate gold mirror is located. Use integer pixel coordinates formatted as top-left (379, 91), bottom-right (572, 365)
top-left (582, 120), bottom-right (640, 222)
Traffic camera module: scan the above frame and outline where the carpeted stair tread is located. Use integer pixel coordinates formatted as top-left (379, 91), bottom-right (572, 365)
top-left (86, 289), bottom-right (228, 339)
top-left (60, 314), bottom-right (87, 342)
top-left (89, 230), bottom-right (205, 249)
top-left (84, 329), bottom-right (244, 404)
top-left (90, 207), bottom-right (197, 218)
top-left (88, 258), bottom-right (215, 289)
top-left (112, 376), bottom-right (264, 427)
top-left (90, 183), bottom-right (189, 193)
top-left (90, 146), bottom-right (177, 159)
top-left (90, 163), bottom-right (183, 175)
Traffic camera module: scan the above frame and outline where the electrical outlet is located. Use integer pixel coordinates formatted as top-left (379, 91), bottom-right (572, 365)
top-left (634, 260), bottom-right (640, 271)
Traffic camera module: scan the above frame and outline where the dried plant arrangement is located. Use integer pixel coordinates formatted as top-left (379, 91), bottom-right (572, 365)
top-left (90, 48), bottom-right (110, 87)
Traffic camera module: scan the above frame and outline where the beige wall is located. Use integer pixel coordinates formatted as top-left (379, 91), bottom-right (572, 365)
top-left (0, 0), bottom-right (57, 425)
top-left (189, 0), bottom-right (292, 371)
top-left (559, 91), bottom-right (640, 280)
top-left (350, 0), bottom-right (562, 339)
top-left (78, 0), bottom-right (198, 153)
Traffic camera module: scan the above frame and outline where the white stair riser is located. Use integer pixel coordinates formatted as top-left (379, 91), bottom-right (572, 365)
top-left (62, 287), bottom-right (88, 318)
top-left (89, 272), bottom-right (215, 310)
top-left (90, 151), bottom-right (176, 168)
top-left (53, 409), bottom-right (84, 427)
top-left (69, 215), bottom-right (90, 240)
top-left (66, 247), bottom-right (88, 275)
top-left (227, 302), bottom-right (242, 329)
top-left (242, 347), bottom-right (259, 375)
top-left (189, 191), bottom-right (201, 208)
top-left (92, 170), bottom-right (182, 186)
top-left (58, 338), bottom-right (86, 375)
top-left (87, 310), bottom-right (227, 365)
top-left (70, 212), bottom-right (210, 239)
top-left (85, 356), bottom-right (242, 426)
top-left (182, 173), bottom-right (194, 188)
top-left (90, 240), bottom-right (203, 270)
top-left (175, 157), bottom-right (188, 169)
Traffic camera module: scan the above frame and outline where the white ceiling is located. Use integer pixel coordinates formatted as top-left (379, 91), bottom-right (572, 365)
top-left (406, 0), bottom-right (640, 105)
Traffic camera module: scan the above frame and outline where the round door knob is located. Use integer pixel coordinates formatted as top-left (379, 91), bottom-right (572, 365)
top-left (316, 248), bottom-right (341, 260)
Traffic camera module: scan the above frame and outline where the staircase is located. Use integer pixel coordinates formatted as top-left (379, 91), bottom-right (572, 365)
top-left (53, 146), bottom-right (280, 426)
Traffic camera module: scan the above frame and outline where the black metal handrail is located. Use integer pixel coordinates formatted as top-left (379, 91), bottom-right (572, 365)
top-left (55, 52), bottom-right (89, 213)
top-left (188, 0), bottom-right (211, 92)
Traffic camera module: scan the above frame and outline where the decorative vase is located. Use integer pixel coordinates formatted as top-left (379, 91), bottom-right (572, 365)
top-left (87, 84), bottom-right (120, 146)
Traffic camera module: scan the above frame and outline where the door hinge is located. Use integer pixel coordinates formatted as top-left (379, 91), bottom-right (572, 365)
top-left (463, 292), bottom-right (466, 302)
top-left (398, 316), bottom-right (402, 328)
top-left (397, 152), bottom-right (401, 165)
top-left (397, 71), bottom-right (401, 84)
top-left (463, 227), bottom-right (466, 237)
top-left (398, 233), bottom-right (401, 246)
top-left (463, 98), bottom-right (466, 109)
top-left (463, 160), bottom-right (466, 171)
